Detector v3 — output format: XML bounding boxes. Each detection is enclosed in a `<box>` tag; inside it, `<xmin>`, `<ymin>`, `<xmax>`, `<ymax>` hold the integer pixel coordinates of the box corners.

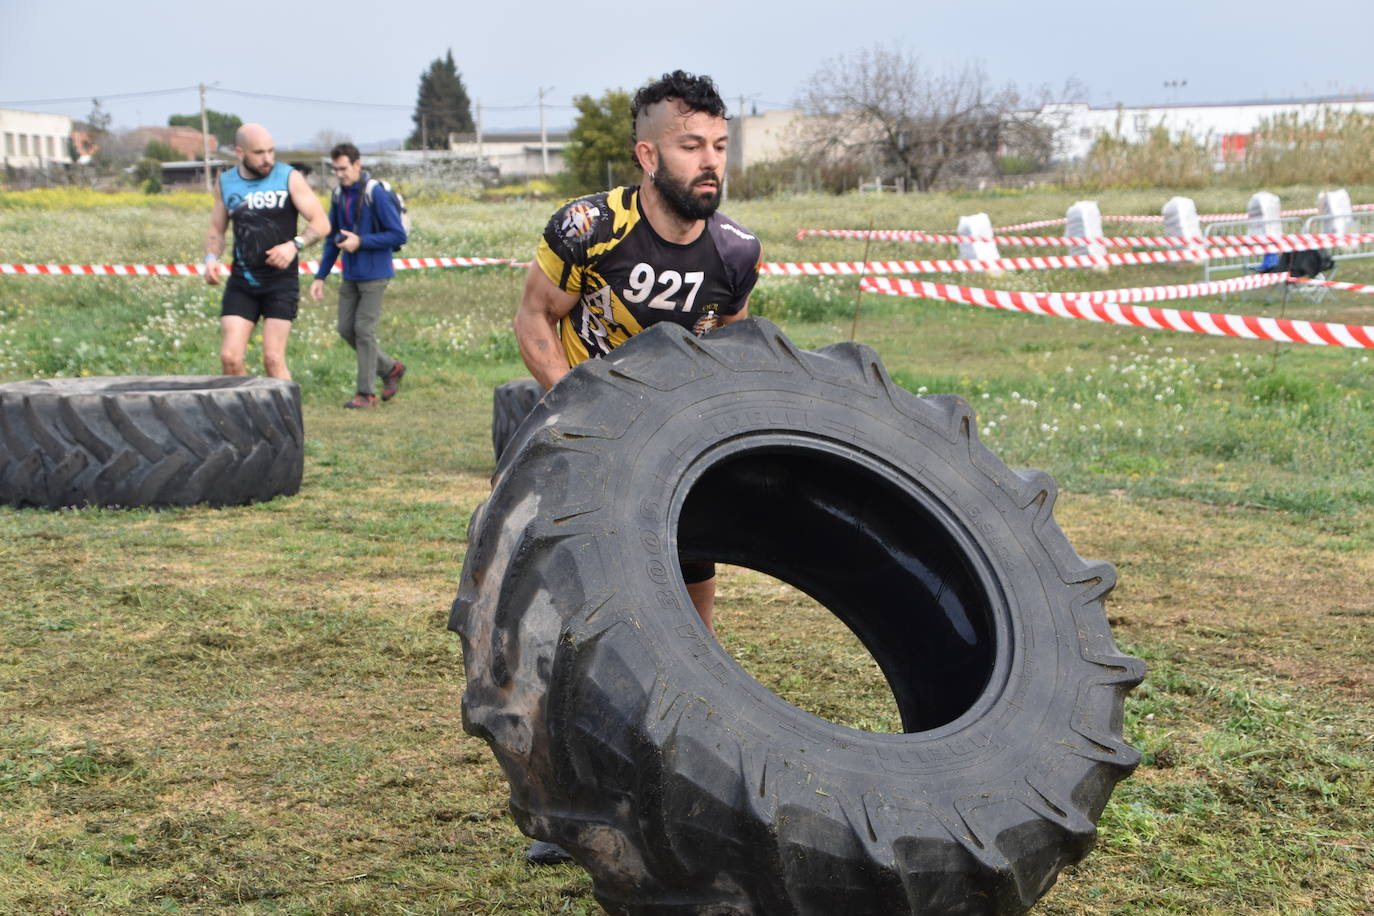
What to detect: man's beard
<box><xmin>244</xmin><ymin>160</ymin><xmax>273</xmax><ymax>179</ymax></box>
<box><xmin>653</xmin><ymin>162</ymin><xmax>721</xmax><ymax>221</ymax></box>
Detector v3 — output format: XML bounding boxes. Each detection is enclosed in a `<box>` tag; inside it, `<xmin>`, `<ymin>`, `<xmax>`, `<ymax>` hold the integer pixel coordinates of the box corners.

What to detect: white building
<box><xmin>729</xmin><ymin>108</ymin><xmax>806</xmax><ymax>171</ymax></box>
<box><xmin>1035</xmin><ymin>94</ymin><xmax>1374</xmax><ymax>163</ymax></box>
<box><xmin>1</xmin><ymin>109</ymin><xmax>75</xmax><ymax>169</ymax></box>
<box><xmin>448</xmin><ymin>131</ymin><xmax>567</xmax><ymax>178</ymax></box>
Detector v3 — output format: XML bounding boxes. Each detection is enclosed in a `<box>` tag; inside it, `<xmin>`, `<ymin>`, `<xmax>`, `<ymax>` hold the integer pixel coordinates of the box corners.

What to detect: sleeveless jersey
<box><xmin>219</xmin><ymin>162</ymin><xmax>299</xmax><ymax>286</ymax></box>
<box><xmin>535</xmin><ymin>186</ymin><xmax>762</xmax><ymax>367</ymax></box>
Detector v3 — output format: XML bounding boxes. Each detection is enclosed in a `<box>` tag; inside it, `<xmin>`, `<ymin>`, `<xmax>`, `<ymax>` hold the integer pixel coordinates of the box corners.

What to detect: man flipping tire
<box><xmin>514</xmin><ymin>69</ymin><xmax>762</xmax><ymax>637</ymax></box>
<box><xmin>510</xmin><ymin>70</ymin><xmax>760</xmax><ymax>866</ymax></box>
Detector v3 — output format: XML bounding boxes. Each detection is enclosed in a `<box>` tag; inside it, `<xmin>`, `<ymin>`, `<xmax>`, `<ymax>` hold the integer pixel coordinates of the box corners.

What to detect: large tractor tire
<box><xmin>451</xmin><ymin>319</ymin><xmax>1144</xmax><ymax>915</ymax></box>
<box><xmin>0</xmin><ymin>376</ymin><xmax>303</xmax><ymax>509</ymax></box>
<box><xmin>491</xmin><ymin>377</ymin><xmax>545</xmax><ymax>462</ymax></box>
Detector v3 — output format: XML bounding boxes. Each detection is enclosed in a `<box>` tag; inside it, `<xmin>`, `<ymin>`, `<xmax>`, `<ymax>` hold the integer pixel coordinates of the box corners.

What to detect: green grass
<box><xmin>1</xmin><ymin>187</ymin><xmax>1372</xmax><ymax>914</ymax></box>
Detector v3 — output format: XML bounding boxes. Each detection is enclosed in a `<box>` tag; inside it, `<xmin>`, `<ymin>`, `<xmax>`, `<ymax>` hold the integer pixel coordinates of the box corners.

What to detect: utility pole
<box><xmin>199</xmin><ymin>83</ymin><xmax>212</xmax><ymax>193</ymax></box>
<box><xmin>476</xmin><ymin>99</ymin><xmax>483</xmax><ymax>171</ymax></box>
<box><xmin>724</xmin><ymin>93</ymin><xmax>745</xmax><ymax>202</ymax></box>
<box><xmin>538</xmin><ymin>86</ymin><xmax>553</xmax><ymax>177</ymax></box>
<box><xmin>420</xmin><ymin>113</ymin><xmax>429</xmax><ymax>175</ymax></box>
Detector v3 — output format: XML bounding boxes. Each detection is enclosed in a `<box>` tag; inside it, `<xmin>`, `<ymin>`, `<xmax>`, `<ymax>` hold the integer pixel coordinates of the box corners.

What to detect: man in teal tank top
<box><xmin>205</xmin><ymin>123</ymin><xmax>329</xmax><ymax>380</ymax></box>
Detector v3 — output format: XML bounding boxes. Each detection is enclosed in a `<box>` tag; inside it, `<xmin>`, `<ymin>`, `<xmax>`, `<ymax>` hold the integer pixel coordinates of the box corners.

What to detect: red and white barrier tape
<box><xmin>995</xmin><ymin>214</ymin><xmax>1171</xmax><ymax>230</ymax></box>
<box><xmin>0</xmin><ymin>257</ymin><xmax>513</xmax><ymax>277</ymax></box>
<box><xmin>1288</xmin><ymin>277</ymin><xmax>1374</xmax><ymax>295</ymax></box>
<box><xmin>995</xmin><ymin>203</ymin><xmax>1374</xmax><ymax>232</ymax></box>
<box><xmin>762</xmin><ymin>239</ymin><xmax>1338</xmax><ymax>276</ymax></box>
<box><xmin>7</xmin><ymin>254</ymin><xmax>1373</xmax><ymax>299</ymax></box>
<box><xmin>994</xmin><ymin>218</ymin><xmax>1068</xmax><ymax>232</ymax></box>
<box><xmin>385</xmin><ymin>256</ymin><xmax>514</xmax><ymax>271</ymax></box>
<box><xmin>861</xmin><ymin>273</ymin><xmax>1374</xmax><ymax>348</ymax></box>
<box><xmin>795</xmin><ymin>229</ymin><xmax>1374</xmax><ymax>248</ymax></box>
<box><xmin>1</xmin><ymin>263</ymin><xmax>205</xmax><ymax>277</ymax></box>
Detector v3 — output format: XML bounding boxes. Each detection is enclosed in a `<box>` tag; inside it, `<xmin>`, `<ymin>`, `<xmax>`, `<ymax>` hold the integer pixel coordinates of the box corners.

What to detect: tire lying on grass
<box><xmin>491</xmin><ymin>376</ymin><xmax>544</xmax><ymax>462</ymax></box>
<box><xmin>451</xmin><ymin>318</ymin><xmax>1144</xmax><ymax>916</ymax></box>
<box><xmin>0</xmin><ymin>376</ymin><xmax>303</xmax><ymax>509</ymax></box>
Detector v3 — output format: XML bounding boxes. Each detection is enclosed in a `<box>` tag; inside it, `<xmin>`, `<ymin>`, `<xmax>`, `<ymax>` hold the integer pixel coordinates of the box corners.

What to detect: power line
<box><xmin>0</xmin><ymin>85</ymin><xmax>199</xmax><ymax>105</ymax></box>
<box><xmin>214</xmin><ymin>87</ymin><xmax>411</xmax><ymax>110</ymax></box>
<box><xmin>2</xmin><ymin>84</ymin><xmax>576</xmax><ymax>117</ymax></box>
<box><xmin>212</xmin><ymin>87</ymin><xmax>573</xmax><ymax>113</ymax></box>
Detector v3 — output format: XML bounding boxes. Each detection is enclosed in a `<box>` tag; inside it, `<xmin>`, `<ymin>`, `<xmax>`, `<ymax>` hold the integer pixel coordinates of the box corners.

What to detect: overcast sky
<box><xmin>3</xmin><ymin>0</ymin><xmax>1371</xmax><ymax>149</ymax></box>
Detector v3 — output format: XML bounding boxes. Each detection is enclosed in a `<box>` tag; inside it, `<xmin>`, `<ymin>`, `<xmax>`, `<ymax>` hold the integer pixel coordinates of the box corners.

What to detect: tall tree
<box><xmin>408</xmin><ymin>49</ymin><xmax>474</xmax><ymax>150</ymax></box>
<box><xmin>168</xmin><ymin>110</ymin><xmax>242</xmax><ymax>148</ymax></box>
<box><xmin>564</xmin><ymin>89</ymin><xmax>635</xmax><ymax>192</ymax></box>
<box><xmin>798</xmin><ymin>46</ymin><xmax>1025</xmax><ymax>191</ymax></box>
<box><xmin>86</xmin><ymin>98</ymin><xmax>112</xmax><ymax>140</ymax></box>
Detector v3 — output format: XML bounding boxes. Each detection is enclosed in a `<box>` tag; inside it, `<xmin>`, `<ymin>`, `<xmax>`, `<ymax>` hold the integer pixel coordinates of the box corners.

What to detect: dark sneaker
<box><xmin>344</xmin><ymin>393</ymin><xmax>378</xmax><ymax>409</ymax></box>
<box><xmin>524</xmin><ymin>839</ymin><xmax>574</xmax><ymax>865</ymax></box>
<box><xmin>381</xmin><ymin>360</ymin><xmax>406</xmax><ymax>401</ymax></box>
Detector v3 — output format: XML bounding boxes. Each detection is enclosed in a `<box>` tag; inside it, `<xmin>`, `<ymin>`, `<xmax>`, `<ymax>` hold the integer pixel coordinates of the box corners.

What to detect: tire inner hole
<box><xmin>678</xmin><ymin>446</ymin><xmax>997</xmax><ymax>734</ymax></box>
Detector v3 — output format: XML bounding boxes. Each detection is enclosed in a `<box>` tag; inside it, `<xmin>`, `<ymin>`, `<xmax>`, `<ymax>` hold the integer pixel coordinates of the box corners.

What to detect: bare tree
<box><xmin>314</xmin><ymin>129</ymin><xmax>352</xmax><ymax>154</ymax></box>
<box><xmin>798</xmin><ymin>46</ymin><xmax>1029</xmax><ymax>191</ymax></box>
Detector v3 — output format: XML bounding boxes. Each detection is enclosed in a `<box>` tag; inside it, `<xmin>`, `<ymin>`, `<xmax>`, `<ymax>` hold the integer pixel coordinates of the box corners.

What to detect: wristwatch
<box><xmin>292</xmin><ymin>236</ymin><xmax>305</xmax><ymax>251</ymax></box>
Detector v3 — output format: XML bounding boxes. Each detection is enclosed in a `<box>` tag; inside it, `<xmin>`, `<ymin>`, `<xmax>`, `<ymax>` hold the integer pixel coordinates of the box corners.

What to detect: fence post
<box><xmin>1247</xmin><ymin>191</ymin><xmax>1281</xmax><ymax>237</ymax></box>
<box><xmin>1162</xmin><ymin>196</ymin><xmax>1204</xmax><ymax>260</ymax></box>
<box><xmin>1066</xmin><ymin>200</ymin><xmax>1106</xmax><ymax>269</ymax></box>
<box><xmin>957</xmin><ymin>212</ymin><xmax>1001</xmax><ymax>277</ymax></box>
<box><xmin>1318</xmin><ymin>188</ymin><xmax>1353</xmax><ymax>243</ymax></box>
<box><xmin>1162</xmin><ymin>196</ymin><xmax>1200</xmax><ymax>241</ymax></box>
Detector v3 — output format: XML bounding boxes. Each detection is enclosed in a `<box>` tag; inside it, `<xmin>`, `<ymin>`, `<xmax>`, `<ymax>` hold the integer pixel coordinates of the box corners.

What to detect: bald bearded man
<box><xmin>205</xmin><ymin>123</ymin><xmax>330</xmax><ymax>380</ymax></box>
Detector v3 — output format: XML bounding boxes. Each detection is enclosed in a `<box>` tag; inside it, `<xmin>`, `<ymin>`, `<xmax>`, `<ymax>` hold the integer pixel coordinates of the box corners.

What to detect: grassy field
<box><xmin>1</xmin><ymin>185</ymin><xmax>1372</xmax><ymax>914</ymax></box>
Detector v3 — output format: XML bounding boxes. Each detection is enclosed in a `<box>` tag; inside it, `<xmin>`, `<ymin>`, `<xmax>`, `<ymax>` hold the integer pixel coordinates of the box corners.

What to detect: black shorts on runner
<box><xmin>221</xmin><ymin>274</ymin><xmax>300</xmax><ymax>322</ymax></box>
<box><xmin>680</xmin><ymin>560</ymin><xmax>716</xmax><ymax>585</ymax></box>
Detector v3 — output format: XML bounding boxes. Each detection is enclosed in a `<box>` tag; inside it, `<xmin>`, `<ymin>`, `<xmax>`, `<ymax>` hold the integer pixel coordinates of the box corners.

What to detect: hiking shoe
<box><xmin>344</xmin><ymin>393</ymin><xmax>378</xmax><ymax>409</ymax></box>
<box><xmin>381</xmin><ymin>360</ymin><xmax>406</xmax><ymax>401</ymax></box>
<box><xmin>524</xmin><ymin>840</ymin><xmax>574</xmax><ymax>865</ymax></box>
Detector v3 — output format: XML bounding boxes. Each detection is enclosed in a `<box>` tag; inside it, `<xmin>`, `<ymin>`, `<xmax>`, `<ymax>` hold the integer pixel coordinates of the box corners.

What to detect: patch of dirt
<box><xmin>1059</xmin><ymin>492</ymin><xmax>1374</xmax><ymax>699</ymax></box>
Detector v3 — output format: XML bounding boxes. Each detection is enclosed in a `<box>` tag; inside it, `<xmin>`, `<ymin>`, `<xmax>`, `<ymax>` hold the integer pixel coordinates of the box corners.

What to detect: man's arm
<box><xmin>291</xmin><ymin>169</ymin><xmax>331</xmax><ymax>243</ymax></box>
<box><xmin>715</xmin><ymin>228</ymin><xmax>760</xmax><ymax>327</ymax></box>
<box><xmin>313</xmin><ymin>196</ymin><xmax>340</xmax><ymax>291</ymax></box>
<box><xmin>719</xmin><ymin>303</ymin><xmax>750</xmax><ymax>325</ymax></box>
<box><xmin>356</xmin><ymin>185</ymin><xmax>407</xmax><ymax>251</ymax></box>
<box><xmin>265</xmin><ymin>170</ymin><xmax>330</xmax><ymax>269</ymax></box>
<box><xmin>204</xmin><ymin>182</ymin><xmax>228</xmax><ymax>286</ymax></box>
<box><xmin>514</xmin><ymin>265</ymin><xmax>579</xmax><ymax>390</ymax></box>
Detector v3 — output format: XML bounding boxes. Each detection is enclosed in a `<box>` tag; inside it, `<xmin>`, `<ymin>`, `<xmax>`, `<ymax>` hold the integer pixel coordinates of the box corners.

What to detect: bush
<box><xmin>143</xmin><ymin>140</ymin><xmax>182</xmax><ymax>163</ymax></box>
<box><xmin>1065</xmin><ymin>124</ymin><xmax>1215</xmax><ymax>190</ymax></box>
<box><xmin>1062</xmin><ymin>108</ymin><xmax>1374</xmax><ymax>191</ymax></box>
<box><xmin>997</xmin><ymin>154</ymin><xmax>1043</xmax><ymax>176</ymax></box>
<box><xmin>747</xmin><ymin>277</ymin><xmax>856</xmax><ymax>322</ymax></box>
<box><xmin>133</xmin><ymin>158</ymin><xmax>163</xmax><ymax>195</ymax></box>
<box><xmin>729</xmin><ymin>157</ymin><xmax>869</xmax><ymax>199</ymax></box>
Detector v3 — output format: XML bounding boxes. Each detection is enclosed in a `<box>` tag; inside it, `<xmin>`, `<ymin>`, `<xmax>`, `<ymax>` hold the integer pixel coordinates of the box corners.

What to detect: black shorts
<box><xmin>221</xmin><ymin>273</ymin><xmax>300</xmax><ymax>322</ymax></box>
<box><xmin>680</xmin><ymin>560</ymin><xmax>716</xmax><ymax>585</ymax></box>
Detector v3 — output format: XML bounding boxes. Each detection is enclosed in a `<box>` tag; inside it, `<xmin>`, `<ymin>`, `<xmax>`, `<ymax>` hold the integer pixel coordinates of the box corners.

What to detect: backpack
<box><xmin>333</xmin><ymin>176</ymin><xmax>410</xmax><ymax>251</ymax></box>
<box><xmin>1276</xmin><ymin>248</ymin><xmax>1334</xmax><ymax>279</ymax></box>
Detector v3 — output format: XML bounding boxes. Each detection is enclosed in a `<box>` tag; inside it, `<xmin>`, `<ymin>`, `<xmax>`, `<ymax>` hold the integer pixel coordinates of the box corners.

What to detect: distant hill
<box><xmin>359</xmin><ymin>138</ymin><xmax>402</xmax><ymax>152</ymax></box>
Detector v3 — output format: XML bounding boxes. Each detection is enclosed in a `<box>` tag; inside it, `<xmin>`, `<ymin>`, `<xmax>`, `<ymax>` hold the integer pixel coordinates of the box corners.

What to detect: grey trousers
<box><xmin>337</xmin><ymin>278</ymin><xmax>396</xmax><ymax>396</ymax></box>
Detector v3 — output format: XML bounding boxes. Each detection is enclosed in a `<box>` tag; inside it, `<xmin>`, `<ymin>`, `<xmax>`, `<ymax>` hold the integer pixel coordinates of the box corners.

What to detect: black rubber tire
<box><xmin>491</xmin><ymin>377</ymin><xmax>544</xmax><ymax>462</ymax></box>
<box><xmin>0</xmin><ymin>376</ymin><xmax>303</xmax><ymax>509</ymax></box>
<box><xmin>451</xmin><ymin>318</ymin><xmax>1144</xmax><ymax>916</ymax></box>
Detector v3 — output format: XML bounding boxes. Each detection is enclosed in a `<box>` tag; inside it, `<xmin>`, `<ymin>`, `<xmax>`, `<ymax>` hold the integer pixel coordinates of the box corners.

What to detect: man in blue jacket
<box><xmin>309</xmin><ymin>142</ymin><xmax>408</xmax><ymax>408</ymax></box>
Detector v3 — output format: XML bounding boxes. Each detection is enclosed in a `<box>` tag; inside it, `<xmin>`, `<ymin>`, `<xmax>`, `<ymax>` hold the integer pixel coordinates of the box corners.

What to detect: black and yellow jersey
<box><xmin>535</xmin><ymin>186</ymin><xmax>762</xmax><ymax>367</ymax></box>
